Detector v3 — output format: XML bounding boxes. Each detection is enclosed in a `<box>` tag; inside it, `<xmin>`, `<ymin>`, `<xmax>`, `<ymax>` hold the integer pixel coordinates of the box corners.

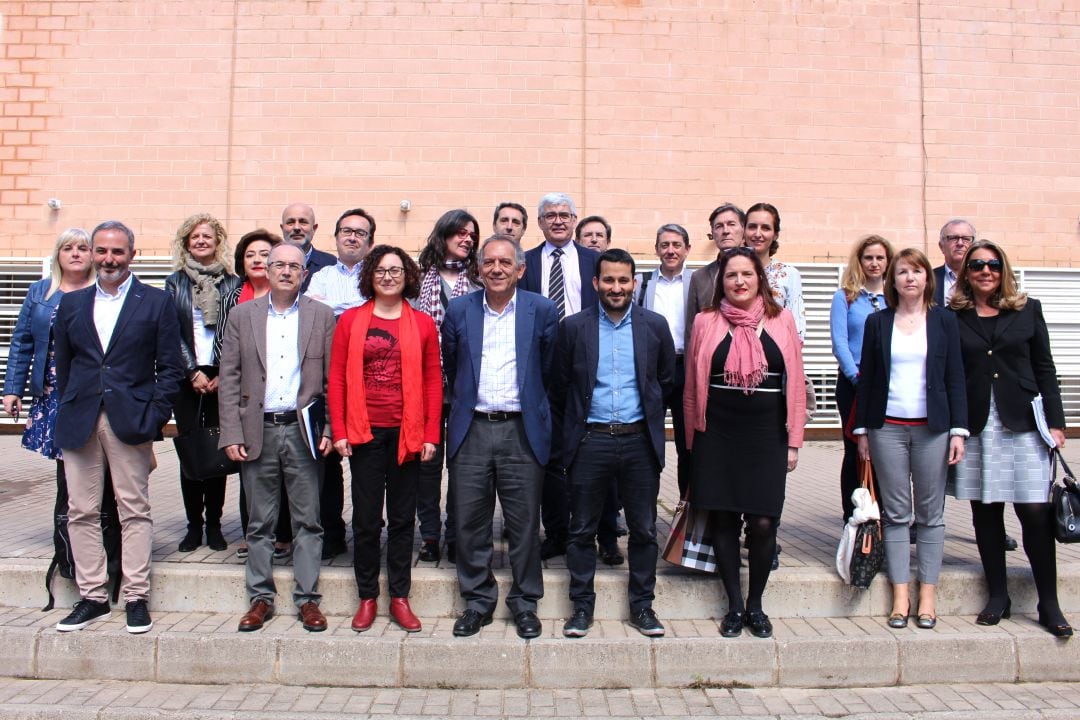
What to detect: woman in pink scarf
<box><xmin>683</xmin><ymin>247</ymin><xmax>806</xmax><ymax>640</ymax></box>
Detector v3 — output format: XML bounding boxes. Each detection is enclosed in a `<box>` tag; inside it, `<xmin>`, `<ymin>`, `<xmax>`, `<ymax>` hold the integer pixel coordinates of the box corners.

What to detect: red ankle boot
<box><xmin>390</xmin><ymin>597</ymin><xmax>421</xmax><ymax>632</ymax></box>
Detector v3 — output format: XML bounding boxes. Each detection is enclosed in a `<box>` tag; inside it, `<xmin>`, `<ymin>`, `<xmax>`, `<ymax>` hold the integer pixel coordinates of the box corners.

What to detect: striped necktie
<box><xmin>548</xmin><ymin>247</ymin><xmax>566</xmax><ymax>320</ymax></box>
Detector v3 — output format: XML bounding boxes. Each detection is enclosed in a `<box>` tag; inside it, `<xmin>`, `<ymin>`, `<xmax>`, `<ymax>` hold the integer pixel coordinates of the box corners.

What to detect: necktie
<box><xmin>549</xmin><ymin>247</ymin><xmax>565</xmax><ymax>320</ymax></box>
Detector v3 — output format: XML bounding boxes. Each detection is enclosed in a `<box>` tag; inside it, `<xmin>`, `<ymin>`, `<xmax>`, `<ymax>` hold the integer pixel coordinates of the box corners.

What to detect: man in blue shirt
<box><xmin>552</xmin><ymin>249</ymin><xmax>676</xmax><ymax>638</ymax></box>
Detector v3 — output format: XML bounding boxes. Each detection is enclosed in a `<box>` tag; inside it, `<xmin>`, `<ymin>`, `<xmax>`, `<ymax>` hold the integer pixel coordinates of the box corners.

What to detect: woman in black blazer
<box><xmin>946</xmin><ymin>240</ymin><xmax>1071</xmax><ymax>637</ymax></box>
<box><xmin>164</xmin><ymin>214</ymin><xmax>241</xmax><ymax>553</ymax></box>
<box><xmin>854</xmin><ymin>248</ymin><xmax>968</xmax><ymax>630</ymax></box>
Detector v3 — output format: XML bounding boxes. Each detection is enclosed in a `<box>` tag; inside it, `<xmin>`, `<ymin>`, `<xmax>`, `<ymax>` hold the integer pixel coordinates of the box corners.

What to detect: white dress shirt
<box><xmin>475</xmin><ymin>291</ymin><xmax>521</xmax><ymax>413</ymax></box>
<box><xmin>651</xmin><ymin>271</ymin><xmax>687</xmax><ymax>355</ymax></box>
<box><xmin>192</xmin><ymin>306</ymin><xmax>215</xmax><ymax>366</ymax></box>
<box><xmin>93</xmin><ymin>273</ymin><xmax>134</xmax><ymax>352</ymax></box>
<box><xmin>943</xmin><ymin>266</ymin><xmax>958</xmax><ymax>303</ymax></box>
<box><xmin>305</xmin><ymin>260</ymin><xmax>365</xmax><ymax>317</ymax></box>
<box><xmin>540</xmin><ymin>241</ymin><xmax>582</xmax><ymax>317</ymax></box>
<box><xmin>264</xmin><ymin>296</ymin><xmax>302</xmax><ymax>413</ymax></box>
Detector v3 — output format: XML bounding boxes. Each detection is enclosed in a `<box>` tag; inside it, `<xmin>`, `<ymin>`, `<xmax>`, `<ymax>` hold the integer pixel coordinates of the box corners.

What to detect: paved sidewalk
<box><xmin>0</xmin><ymin>677</ymin><xmax>1078</xmax><ymax>718</ymax></box>
<box><xmin>2</xmin><ymin>435</ymin><xmax>1078</xmax><ymax>573</ymax></box>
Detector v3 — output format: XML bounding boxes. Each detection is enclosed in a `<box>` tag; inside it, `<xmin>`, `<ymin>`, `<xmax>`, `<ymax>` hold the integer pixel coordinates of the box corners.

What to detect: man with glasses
<box><xmin>933</xmin><ymin>218</ymin><xmax>1018</xmax><ymax>552</ymax></box>
<box><xmin>304</xmin><ymin>208</ymin><xmax>376</xmax><ymax>559</ymax></box>
<box><xmin>219</xmin><ymin>243</ymin><xmax>336</xmax><ymax>633</ymax></box>
<box><xmin>281</xmin><ymin>202</ymin><xmax>336</xmax><ymax>292</ymax></box>
<box><xmin>519</xmin><ymin>192</ymin><xmax>601</xmax><ymax>559</ymax></box>
<box><xmin>686</xmin><ymin>203</ymin><xmax>745</xmax><ymax>348</ymax></box>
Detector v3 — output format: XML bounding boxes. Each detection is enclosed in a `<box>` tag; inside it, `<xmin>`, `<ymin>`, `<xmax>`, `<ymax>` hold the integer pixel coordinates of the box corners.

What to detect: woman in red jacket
<box><xmin>328</xmin><ymin>245</ymin><xmax>443</xmax><ymax>633</ymax></box>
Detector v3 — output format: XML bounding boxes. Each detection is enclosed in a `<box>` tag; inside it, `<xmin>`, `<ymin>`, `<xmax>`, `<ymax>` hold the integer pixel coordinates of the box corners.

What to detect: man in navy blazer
<box><xmin>281</xmin><ymin>202</ymin><xmax>336</xmax><ymax>292</ymax></box>
<box><xmin>442</xmin><ymin>236</ymin><xmax>559</xmax><ymax>639</ymax></box>
<box><xmin>53</xmin><ymin>221</ymin><xmax>184</xmax><ymax>635</ymax></box>
<box><xmin>518</xmin><ymin>192</ymin><xmax>601</xmax><ymax>559</ymax></box>
<box><xmin>933</xmin><ymin>218</ymin><xmax>976</xmax><ymax>307</ymax></box>
<box><xmin>553</xmin><ymin>248</ymin><xmax>676</xmax><ymax>638</ymax></box>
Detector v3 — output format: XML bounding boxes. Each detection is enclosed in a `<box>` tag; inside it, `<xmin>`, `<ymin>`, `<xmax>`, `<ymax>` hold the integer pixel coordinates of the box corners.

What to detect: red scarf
<box><xmin>719</xmin><ymin>296</ymin><xmax>768</xmax><ymax>393</ymax></box>
<box><xmin>344</xmin><ymin>302</ymin><xmax>425</xmax><ymax>464</ymax></box>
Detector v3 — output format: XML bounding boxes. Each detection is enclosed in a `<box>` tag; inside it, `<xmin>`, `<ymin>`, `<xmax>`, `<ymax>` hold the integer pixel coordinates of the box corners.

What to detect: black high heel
<box><xmin>975</xmin><ymin>598</ymin><xmax>1011</xmax><ymax>626</ymax></box>
<box><xmin>1037</xmin><ymin>604</ymin><xmax>1074</xmax><ymax>638</ymax></box>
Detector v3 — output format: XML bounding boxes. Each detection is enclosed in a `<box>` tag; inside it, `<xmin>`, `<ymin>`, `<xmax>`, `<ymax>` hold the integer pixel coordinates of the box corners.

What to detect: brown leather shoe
<box><xmin>389</xmin><ymin>597</ymin><xmax>422</xmax><ymax>632</ymax></box>
<box><xmin>298</xmin><ymin>601</ymin><xmax>327</xmax><ymax>632</ymax></box>
<box><xmin>238</xmin><ymin>599</ymin><xmax>274</xmax><ymax>632</ymax></box>
<box><xmin>351</xmin><ymin>598</ymin><xmax>377</xmax><ymax>632</ymax></box>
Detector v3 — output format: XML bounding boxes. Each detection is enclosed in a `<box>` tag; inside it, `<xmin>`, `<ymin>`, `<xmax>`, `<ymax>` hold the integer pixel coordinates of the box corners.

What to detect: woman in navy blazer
<box><xmin>947</xmin><ymin>240</ymin><xmax>1071</xmax><ymax>637</ymax></box>
<box><xmin>3</xmin><ymin>228</ymin><xmax>96</xmax><ymax>464</ymax></box>
<box><xmin>855</xmin><ymin>248</ymin><xmax>968</xmax><ymax>630</ymax></box>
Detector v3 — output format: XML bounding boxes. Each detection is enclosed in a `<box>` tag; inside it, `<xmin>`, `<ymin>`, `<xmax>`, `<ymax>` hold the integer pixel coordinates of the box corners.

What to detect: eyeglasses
<box><xmin>541</xmin><ymin>212</ymin><xmax>575</xmax><ymax>223</ymax></box>
<box><xmin>454</xmin><ymin>226</ymin><xmax>478</xmax><ymax>239</ymax></box>
<box><xmin>966</xmin><ymin>258</ymin><xmax>1003</xmax><ymax>273</ymax></box>
<box><xmin>268</xmin><ymin>261</ymin><xmax>303</xmax><ymax>272</ymax></box>
<box><xmin>944</xmin><ymin>235</ymin><xmax>974</xmax><ymax>246</ymax></box>
<box><xmin>338</xmin><ymin>227</ymin><xmax>370</xmax><ymax>240</ymax></box>
<box><xmin>373</xmin><ymin>267</ymin><xmax>404</xmax><ymax>279</ymax></box>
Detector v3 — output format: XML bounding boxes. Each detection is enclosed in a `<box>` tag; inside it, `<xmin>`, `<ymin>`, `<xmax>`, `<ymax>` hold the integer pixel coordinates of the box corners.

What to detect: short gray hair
<box><xmin>655</xmin><ymin>223</ymin><xmax>690</xmax><ymax>248</ymax></box>
<box><xmin>537</xmin><ymin>192</ymin><xmax>577</xmax><ymax>218</ymax></box>
<box><xmin>479</xmin><ymin>235</ymin><xmax>525</xmax><ymax>266</ymax></box>
<box><xmin>91</xmin><ymin>220</ymin><xmax>135</xmax><ymax>251</ymax></box>
<box><xmin>939</xmin><ymin>217</ymin><xmax>976</xmax><ymax>243</ymax></box>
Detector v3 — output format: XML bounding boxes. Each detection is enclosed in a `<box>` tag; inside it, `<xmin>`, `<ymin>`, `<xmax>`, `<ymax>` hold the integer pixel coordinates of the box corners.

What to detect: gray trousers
<box><xmin>868</xmin><ymin>423</ymin><xmax>948</xmax><ymax>585</ymax></box>
<box><xmin>243</xmin><ymin>421</ymin><xmax>324</xmax><ymax>609</ymax></box>
<box><xmin>450</xmin><ymin>416</ymin><xmax>544</xmax><ymax>617</ymax></box>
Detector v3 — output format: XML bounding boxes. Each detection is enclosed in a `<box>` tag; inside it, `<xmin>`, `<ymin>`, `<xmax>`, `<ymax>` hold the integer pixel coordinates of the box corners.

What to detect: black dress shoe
<box><xmin>743</xmin><ymin>609</ymin><xmax>773</xmax><ymax>638</ymax></box>
<box><xmin>540</xmin><ymin>535</ymin><xmax>566</xmax><ymax>560</ymax></box>
<box><xmin>1004</xmin><ymin>534</ymin><xmax>1018</xmax><ymax>551</ymax></box>
<box><xmin>976</xmin><ymin>598</ymin><xmax>1011</xmax><ymax>626</ymax></box>
<box><xmin>417</xmin><ymin>540</ymin><xmax>440</xmax><ymax>563</ymax></box>
<box><xmin>1037</xmin><ymin>604</ymin><xmax>1074</xmax><ymax>638</ymax></box>
<box><xmin>629</xmin><ymin>607</ymin><xmax>665</xmax><ymax>637</ymax></box>
<box><xmin>598</xmin><ymin>542</ymin><xmax>624</xmax><ymax>566</ymax></box>
<box><xmin>720</xmin><ymin>611</ymin><xmax>744</xmax><ymax>638</ymax></box>
<box><xmin>562</xmin><ymin>608</ymin><xmax>593</xmax><ymax>638</ymax></box>
<box><xmin>453</xmin><ymin>608</ymin><xmax>493</xmax><ymax>637</ymax></box>
<box><xmin>514</xmin><ymin>610</ymin><xmax>542</xmax><ymax>639</ymax></box>
<box><xmin>178</xmin><ymin>527</ymin><xmax>202</xmax><ymax>553</ymax></box>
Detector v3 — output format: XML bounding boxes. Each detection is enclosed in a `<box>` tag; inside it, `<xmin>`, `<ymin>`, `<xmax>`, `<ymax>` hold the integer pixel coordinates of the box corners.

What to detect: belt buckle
<box><xmin>274</xmin><ymin>412</ymin><xmax>289</xmax><ymax>424</ymax></box>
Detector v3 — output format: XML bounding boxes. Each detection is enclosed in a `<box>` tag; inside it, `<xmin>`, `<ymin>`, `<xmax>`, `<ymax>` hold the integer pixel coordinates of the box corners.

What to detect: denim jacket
<box><xmin>3</xmin><ymin>278</ymin><xmax>61</xmax><ymax>399</ymax></box>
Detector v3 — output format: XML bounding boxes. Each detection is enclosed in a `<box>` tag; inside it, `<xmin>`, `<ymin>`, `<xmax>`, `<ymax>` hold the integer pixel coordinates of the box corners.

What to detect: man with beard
<box><xmin>281</xmin><ymin>202</ymin><xmax>336</xmax><ymax>292</ymax></box>
<box><xmin>553</xmin><ymin>248</ymin><xmax>675</xmax><ymax>638</ymax></box>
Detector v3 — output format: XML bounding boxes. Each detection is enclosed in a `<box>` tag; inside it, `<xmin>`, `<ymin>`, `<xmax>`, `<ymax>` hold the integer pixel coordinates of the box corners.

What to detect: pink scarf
<box><xmin>719</xmin><ymin>296</ymin><xmax>768</xmax><ymax>393</ymax></box>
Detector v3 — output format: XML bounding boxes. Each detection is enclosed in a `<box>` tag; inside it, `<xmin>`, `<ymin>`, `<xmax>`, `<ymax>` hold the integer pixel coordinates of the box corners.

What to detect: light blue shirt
<box><xmin>587</xmin><ymin>306</ymin><xmax>643</xmax><ymax>424</ymax></box>
<box><xmin>829</xmin><ymin>288</ymin><xmax>885</xmax><ymax>383</ymax></box>
<box><xmin>305</xmin><ymin>260</ymin><xmax>365</xmax><ymax>317</ymax></box>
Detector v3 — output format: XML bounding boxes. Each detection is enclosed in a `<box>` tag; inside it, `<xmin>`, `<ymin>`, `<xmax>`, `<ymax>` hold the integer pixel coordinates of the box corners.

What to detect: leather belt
<box><xmin>585</xmin><ymin>421</ymin><xmax>647</xmax><ymax>436</ymax></box>
<box><xmin>264</xmin><ymin>411</ymin><xmax>298</xmax><ymax>425</ymax></box>
<box><xmin>474</xmin><ymin>411</ymin><xmax>522</xmax><ymax>422</ymax></box>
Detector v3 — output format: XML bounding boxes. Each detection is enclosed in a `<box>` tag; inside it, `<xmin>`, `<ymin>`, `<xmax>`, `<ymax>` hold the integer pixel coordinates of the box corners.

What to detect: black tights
<box><xmin>970</xmin><ymin>501</ymin><xmax>1065</xmax><ymax>624</ymax></box>
<box><xmin>713</xmin><ymin>511</ymin><xmax>777</xmax><ymax>614</ymax></box>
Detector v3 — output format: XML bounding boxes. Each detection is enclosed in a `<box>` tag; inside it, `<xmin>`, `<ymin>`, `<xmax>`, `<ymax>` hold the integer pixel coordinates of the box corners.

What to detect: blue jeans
<box><xmin>566</xmin><ymin>430</ymin><xmax>660</xmax><ymax>614</ymax></box>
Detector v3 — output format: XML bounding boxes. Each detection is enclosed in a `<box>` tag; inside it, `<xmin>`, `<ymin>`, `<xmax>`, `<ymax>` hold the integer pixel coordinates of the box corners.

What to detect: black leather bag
<box><xmin>849</xmin><ymin>459</ymin><xmax>885</xmax><ymax>588</ymax></box>
<box><xmin>173</xmin><ymin>396</ymin><xmax>240</xmax><ymax>481</ymax></box>
<box><xmin>1050</xmin><ymin>449</ymin><xmax>1080</xmax><ymax>544</ymax></box>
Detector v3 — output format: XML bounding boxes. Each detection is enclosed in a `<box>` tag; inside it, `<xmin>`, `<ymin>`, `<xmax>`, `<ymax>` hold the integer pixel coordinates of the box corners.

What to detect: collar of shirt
<box><xmin>655</xmin><ymin>269</ymin><xmax>686</xmax><ymax>285</ymax></box>
<box><xmin>543</xmin><ymin>240</ymin><xmax>577</xmax><ymax>260</ymax></box>
<box><xmin>95</xmin><ymin>272</ymin><xmax>134</xmax><ymax>301</ymax></box>
<box><xmin>268</xmin><ymin>294</ymin><xmax>301</xmax><ymax>318</ymax></box>
<box><xmin>482</xmin><ymin>290</ymin><xmax>517</xmax><ymax>318</ymax></box>
<box><xmin>335</xmin><ymin>260</ymin><xmax>362</xmax><ymax>276</ymax></box>
<box><xmin>598</xmin><ymin>304</ymin><xmax>632</xmax><ymax>329</ymax></box>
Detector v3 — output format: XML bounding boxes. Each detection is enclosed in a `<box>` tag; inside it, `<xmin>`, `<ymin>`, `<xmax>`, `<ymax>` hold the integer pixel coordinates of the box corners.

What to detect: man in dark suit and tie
<box><xmin>53</xmin><ymin>221</ymin><xmax>184</xmax><ymax>635</ymax></box>
<box><xmin>218</xmin><ymin>243</ymin><xmax>336</xmax><ymax>634</ymax></box>
<box><xmin>554</xmin><ymin>248</ymin><xmax>676</xmax><ymax>638</ymax></box>
<box><xmin>441</xmin><ymin>236</ymin><xmax>559</xmax><ymax>638</ymax></box>
<box><xmin>518</xmin><ymin>192</ymin><xmax>601</xmax><ymax>559</ymax></box>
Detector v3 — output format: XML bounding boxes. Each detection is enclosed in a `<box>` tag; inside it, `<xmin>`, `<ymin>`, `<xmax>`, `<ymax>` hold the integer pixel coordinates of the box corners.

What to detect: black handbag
<box><xmin>173</xmin><ymin>396</ymin><xmax>240</xmax><ymax>481</ymax></box>
<box><xmin>1050</xmin><ymin>449</ymin><xmax>1080</xmax><ymax>544</ymax></box>
<box><xmin>850</xmin><ymin>458</ymin><xmax>885</xmax><ymax>588</ymax></box>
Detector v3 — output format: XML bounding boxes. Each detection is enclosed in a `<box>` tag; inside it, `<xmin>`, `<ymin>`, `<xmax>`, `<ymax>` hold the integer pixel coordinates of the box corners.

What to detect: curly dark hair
<box><xmin>358</xmin><ymin>245</ymin><xmax>421</xmax><ymax>300</ymax></box>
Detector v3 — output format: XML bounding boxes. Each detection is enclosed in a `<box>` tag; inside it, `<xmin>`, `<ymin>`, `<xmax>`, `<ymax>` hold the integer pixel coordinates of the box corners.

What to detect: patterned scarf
<box><xmin>181</xmin><ymin>257</ymin><xmax>226</xmax><ymax>326</ymax></box>
<box><xmin>417</xmin><ymin>262</ymin><xmax>472</xmax><ymax>331</ymax></box>
<box><xmin>719</xmin><ymin>296</ymin><xmax>767</xmax><ymax>393</ymax></box>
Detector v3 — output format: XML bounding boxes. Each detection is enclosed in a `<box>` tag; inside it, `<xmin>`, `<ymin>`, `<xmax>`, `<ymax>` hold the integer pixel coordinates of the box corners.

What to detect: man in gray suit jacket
<box><xmin>219</xmin><ymin>243</ymin><xmax>336</xmax><ymax>633</ymax></box>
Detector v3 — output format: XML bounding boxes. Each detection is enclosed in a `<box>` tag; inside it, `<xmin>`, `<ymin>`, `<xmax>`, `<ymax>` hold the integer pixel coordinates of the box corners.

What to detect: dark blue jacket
<box><xmin>53</xmin><ymin>276</ymin><xmax>185</xmax><ymax>448</ymax></box>
<box><xmin>519</xmin><ymin>242</ymin><xmax>600</xmax><ymax>310</ymax></box>
<box><xmin>4</xmin><ymin>278</ymin><xmax>62</xmax><ymax>399</ymax></box>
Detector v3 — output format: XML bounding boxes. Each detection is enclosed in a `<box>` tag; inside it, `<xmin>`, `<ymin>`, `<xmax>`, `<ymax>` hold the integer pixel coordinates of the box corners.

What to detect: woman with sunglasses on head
<box><xmin>329</xmin><ymin>245</ymin><xmax>443</xmax><ymax>633</ymax></box>
<box><xmin>854</xmin><ymin>248</ymin><xmax>968</xmax><ymax>630</ymax></box>
<box><xmin>830</xmin><ymin>235</ymin><xmax>894</xmax><ymax>524</ymax></box>
<box><xmin>684</xmin><ymin>247</ymin><xmax>806</xmax><ymax>639</ymax></box>
<box><xmin>412</xmin><ymin>210</ymin><xmax>483</xmax><ymax>564</ymax></box>
<box><xmin>946</xmin><ymin>241</ymin><xmax>1070</xmax><ymax>637</ymax></box>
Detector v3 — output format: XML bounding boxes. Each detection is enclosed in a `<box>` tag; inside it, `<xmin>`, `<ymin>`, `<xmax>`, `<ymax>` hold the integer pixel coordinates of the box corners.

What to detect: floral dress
<box><xmin>21</xmin><ymin>306</ymin><xmax>61</xmax><ymax>460</ymax></box>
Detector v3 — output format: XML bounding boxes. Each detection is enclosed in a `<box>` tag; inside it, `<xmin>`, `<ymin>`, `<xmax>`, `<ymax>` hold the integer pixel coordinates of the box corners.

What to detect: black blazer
<box><xmin>303</xmin><ymin>247</ymin><xmax>337</xmax><ymax>292</ymax></box>
<box><xmin>519</xmin><ymin>242</ymin><xmax>600</xmax><ymax>310</ymax></box>
<box><xmin>933</xmin><ymin>265</ymin><xmax>948</xmax><ymax>308</ymax></box>
<box><xmin>854</xmin><ymin>306</ymin><xmax>968</xmax><ymax>433</ymax></box>
<box><xmin>956</xmin><ymin>299</ymin><xmax>1065</xmax><ymax>434</ymax></box>
<box><xmin>164</xmin><ymin>271</ymin><xmax>242</xmax><ymax>375</ymax></box>
<box><xmin>53</xmin><ymin>277</ymin><xmax>185</xmax><ymax>449</ymax></box>
<box><xmin>552</xmin><ymin>304</ymin><xmax>675</xmax><ymax>468</ymax></box>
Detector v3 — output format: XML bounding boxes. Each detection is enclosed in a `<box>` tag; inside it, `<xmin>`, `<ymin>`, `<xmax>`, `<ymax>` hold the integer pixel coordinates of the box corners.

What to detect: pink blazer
<box><xmin>683</xmin><ymin>308</ymin><xmax>806</xmax><ymax>451</ymax></box>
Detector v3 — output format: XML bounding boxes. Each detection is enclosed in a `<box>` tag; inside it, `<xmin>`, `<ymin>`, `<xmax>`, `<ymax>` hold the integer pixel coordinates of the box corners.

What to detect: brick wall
<box><xmin>1</xmin><ymin>0</ymin><xmax>1077</xmax><ymax>265</ymax></box>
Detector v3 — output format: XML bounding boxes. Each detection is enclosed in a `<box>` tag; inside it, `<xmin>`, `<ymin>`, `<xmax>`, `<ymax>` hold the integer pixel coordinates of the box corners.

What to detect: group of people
<box><xmin>2</xmin><ymin>197</ymin><xmax>1069</xmax><ymax>641</ymax></box>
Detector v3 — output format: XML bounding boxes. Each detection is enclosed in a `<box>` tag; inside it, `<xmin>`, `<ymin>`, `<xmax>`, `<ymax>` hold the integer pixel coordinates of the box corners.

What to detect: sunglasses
<box><xmin>966</xmin><ymin>258</ymin><xmax>1003</xmax><ymax>273</ymax></box>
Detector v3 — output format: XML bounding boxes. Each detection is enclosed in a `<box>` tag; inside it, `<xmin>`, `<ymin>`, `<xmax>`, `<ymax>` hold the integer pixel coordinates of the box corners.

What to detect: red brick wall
<box><xmin>2</xmin><ymin>0</ymin><xmax>1077</xmax><ymax>265</ymax></box>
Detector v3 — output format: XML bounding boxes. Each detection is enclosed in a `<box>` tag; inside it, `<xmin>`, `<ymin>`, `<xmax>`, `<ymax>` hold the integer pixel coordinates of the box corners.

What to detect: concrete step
<box><xmin>2</xmin><ymin>603</ymin><xmax>1077</xmax><ymax>690</ymax></box>
<box><xmin>3</xmin><ymin>558</ymin><xmax>1078</xmax><ymax>622</ymax></box>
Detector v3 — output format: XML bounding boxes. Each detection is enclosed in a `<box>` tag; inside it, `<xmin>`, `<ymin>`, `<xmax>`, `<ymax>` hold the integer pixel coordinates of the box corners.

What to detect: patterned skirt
<box><xmin>948</xmin><ymin>390</ymin><xmax>1050</xmax><ymax>504</ymax></box>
